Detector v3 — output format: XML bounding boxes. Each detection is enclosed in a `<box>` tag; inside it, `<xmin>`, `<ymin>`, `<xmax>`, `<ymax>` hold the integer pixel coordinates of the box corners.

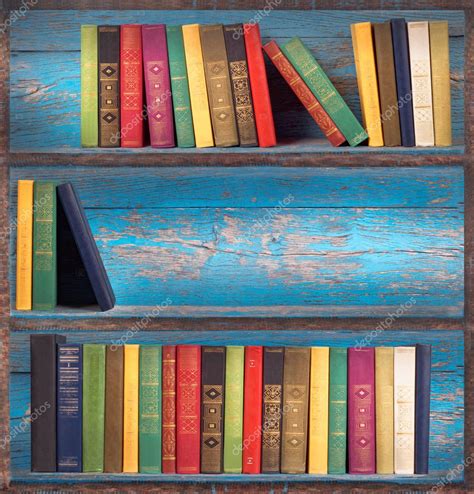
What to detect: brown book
<box><xmin>200</xmin><ymin>24</ymin><xmax>239</xmax><ymax>147</ymax></box>
<box><xmin>281</xmin><ymin>347</ymin><xmax>311</xmax><ymax>474</ymax></box>
<box><xmin>104</xmin><ymin>345</ymin><xmax>124</xmax><ymax>472</ymax></box>
<box><xmin>373</xmin><ymin>22</ymin><xmax>401</xmax><ymax>146</ymax></box>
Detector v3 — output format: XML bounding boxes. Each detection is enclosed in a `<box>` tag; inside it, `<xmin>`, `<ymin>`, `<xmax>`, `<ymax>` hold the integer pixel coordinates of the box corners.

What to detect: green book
<box><xmin>166</xmin><ymin>25</ymin><xmax>195</xmax><ymax>148</ymax></box>
<box><xmin>139</xmin><ymin>345</ymin><xmax>162</xmax><ymax>473</ymax></box>
<box><xmin>32</xmin><ymin>181</ymin><xmax>57</xmax><ymax>311</ymax></box>
<box><xmin>83</xmin><ymin>344</ymin><xmax>106</xmax><ymax>472</ymax></box>
<box><xmin>281</xmin><ymin>37</ymin><xmax>368</xmax><ymax>147</ymax></box>
<box><xmin>81</xmin><ymin>25</ymin><xmax>98</xmax><ymax>147</ymax></box>
<box><xmin>328</xmin><ymin>347</ymin><xmax>347</xmax><ymax>473</ymax></box>
<box><xmin>223</xmin><ymin>346</ymin><xmax>244</xmax><ymax>473</ymax></box>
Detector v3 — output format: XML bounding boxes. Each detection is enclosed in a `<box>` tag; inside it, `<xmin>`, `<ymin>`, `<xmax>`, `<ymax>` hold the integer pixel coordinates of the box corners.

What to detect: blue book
<box><xmin>415</xmin><ymin>343</ymin><xmax>432</xmax><ymax>474</ymax></box>
<box><xmin>57</xmin><ymin>344</ymin><xmax>83</xmax><ymax>472</ymax></box>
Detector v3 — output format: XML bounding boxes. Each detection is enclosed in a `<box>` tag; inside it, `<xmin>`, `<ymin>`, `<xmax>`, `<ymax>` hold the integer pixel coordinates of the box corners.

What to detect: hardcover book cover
<box><xmin>162</xmin><ymin>345</ymin><xmax>177</xmax><ymax>473</ymax></box>
<box><xmin>415</xmin><ymin>344</ymin><xmax>432</xmax><ymax>474</ymax></box>
<box><xmin>123</xmin><ymin>345</ymin><xmax>139</xmax><ymax>473</ymax></box>
<box><xmin>81</xmin><ymin>25</ymin><xmax>98</xmax><ymax>147</ymax></box>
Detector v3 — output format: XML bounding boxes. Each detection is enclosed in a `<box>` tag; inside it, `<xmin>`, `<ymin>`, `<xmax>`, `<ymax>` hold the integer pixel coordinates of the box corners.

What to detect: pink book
<box><xmin>348</xmin><ymin>347</ymin><xmax>376</xmax><ymax>474</ymax></box>
<box><xmin>141</xmin><ymin>25</ymin><xmax>175</xmax><ymax>148</ymax></box>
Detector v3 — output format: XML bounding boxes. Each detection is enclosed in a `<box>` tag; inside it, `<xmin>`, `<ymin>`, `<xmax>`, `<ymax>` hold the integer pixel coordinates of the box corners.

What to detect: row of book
<box><xmin>31</xmin><ymin>337</ymin><xmax>432</xmax><ymax>475</ymax></box>
<box><xmin>351</xmin><ymin>19</ymin><xmax>451</xmax><ymax>147</ymax></box>
<box><xmin>16</xmin><ymin>181</ymin><xmax>115</xmax><ymax>312</ymax></box>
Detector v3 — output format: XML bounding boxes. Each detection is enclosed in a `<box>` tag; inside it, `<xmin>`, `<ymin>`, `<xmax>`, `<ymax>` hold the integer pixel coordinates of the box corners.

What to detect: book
<box><xmin>391</xmin><ymin>19</ymin><xmax>415</xmax><ymax>146</ymax></box>
<box><xmin>201</xmin><ymin>346</ymin><xmax>226</xmax><ymax>473</ymax></box>
<box><xmin>16</xmin><ymin>180</ymin><xmax>34</xmax><ymax>310</ymax></box>
<box><xmin>242</xmin><ymin>345</ymin><xmax>263</xmax><ymax>473</ymax></box>
<box><xmin>394</xmin><ymin>346</ymin><xmax>416</xmax><ymax>474</ymax></box>
<box><xmin>415</xmin><ymin>344</ymin><xmax>432</xmax><ymax>474</ymax></box>
<box><xmin>244</xmin><ymin>23</ymin><xmax>276</xmax><ymax>147</ymax></box>
<box><xmin>176</xmin><ymin>345</ymin><xmax>201</xmax><ymax>474</ymax></box>
<box><xmin>57</xmin><ymin>344</ymin><xmax>82</xmax><ymax>472</ymax></box>
<box><xmin>429</xmin><ymin>21</ymin><xmax>452</xmax><ymax>146</ymax></box>
<box><xmin>139</xmin><ymin>345</ymin><xmax>162</xmax><ymax>473</ymax></box>
<box><xmin>375</xmin><ymin>347</ymin><xmax>394</xmax><ymax>474</ymax></box>
<box><xmin>407</xmin><ymin>21</ymin><xmax>435</xmax><ymax>146</ymax></box>
<box><xmin>30</xmin><ymin>334</ymin><xmax>65</xmax><ymax>471</ymax></box>
<box><xmin>123</xmin><ymin>344</ymin><xmax>139</xmax><ymax>473</ymax></box>
<box><xmin>351</xmin><ymin>23</ymin><xmax>384</xmax><ymax>147</ymax></box>
<box><xmin>98</xmin><ymin>26</ymin><xmax>120</xmax><ymax>147</ymax></box>
<box><xmin>281</xmin><ymin>347</ymin><xmax>311</xmax><ymax>474</ymax></box>
<box><xmin>328</xmin><ymin>347</ymin><xmax>347</xmax><ymax>474</ymax></box>
<box><xmin>142</xmin><ymin>24</ymin><xmax>175</xmax><ymax>148</ymax></box>
<box><xmin>166</xmin><ymin>25</ymin><xmax>195</xmax><ymax>148</ymax></box>
<box><xmin>182</xmin><ymin>24</ymin><xmax>214</xmax><ymax>148</ymax></box>
<box><xmin>32</xmin><ymin>181</ymin><xmax>57</xmax><ymax>311</ymax></box>
<box><xmin>263</xmin><ymin>40</ymin><xmax>345</xmax><ymax>147</ymax></box>
<box><xmin>373</xmin><ymin>22</ymin><xmax>402</xmax><ymax>146</ymax></box>
<box><xmin>223</xmin><ymin>24</ymin><xmax>258</xmax><ymax>147</ymax></box>
<box><xmin>308</xmin><ymin>347</ymin><xmax>329</xmax><ymax>474</ymax></box>
<box><xmin>200</xmin><ymin>24</ymin><xmax>239</xmax><ymax>147</ymax></box>
<box><xmin>81</xmin><ymin>25</ymin><xmax>98</xmax><ymax>147</ymax></box>
<box><xmin>223</xmin><ymin>346</ymin><xmax>244</xmax><ymax>473</ymax></box>
<box><xmin>104</xmin><ymin>345</ymin><xmax>124</xmax><ymax>473</ymax></box>
<box><xmin>120</xmin><ymin>25</ymin><xmax>144</xmax><ymax>148</ymax></box>
<box><xmin>162</xmin><ymin>345</ymin><xmax>177</xmax><ymax>473</ymax></box>
<box><xmin>82</xmin><ymin>344</ymin><xmax>106</xmax><ymax>472</ymax></box>
<box><xmin>261</xmin><ymin>347</ymin><xmax>284</xmax><ymax>473</ymax></box>
<box><xmin>281</xmin><ymin>37</ymin><xmax>367</xmax><ymax>146</ymax></box>
<box><xmin>57</xmin><ymin>183</ymin><xmax>115</xmax><ymax>312</ymax></box>
<box><xmin>348</xmin><ymin>348</ymin><xmax>376</xmax><ymax>474</ymax></box>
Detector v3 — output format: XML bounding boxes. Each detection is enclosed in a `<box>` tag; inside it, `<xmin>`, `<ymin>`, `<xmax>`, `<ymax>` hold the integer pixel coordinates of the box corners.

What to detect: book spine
<box><xmin>166</xmin><ymin>25</ymin><xmax>195</xmax><ymax>148</ymax></box>
<box><xmin>182</xmin><ymin>24</ymin><xmax>214</xmax><ymax>148</ymax></box>
<box><xmin>308</xmin><ymin>347</ymin><xmax>329</xmax><ymax>474</ymax></box>
<box><xmin>263</xmin><ymin>40</ymin><xmax>345</xmax><ymax>147</ymax></box>
<box><xmin>162</xmin><ymin>345</ymin><xmax>177</xmax><ymax>473</ymax></box>
<box><xmin>139</xmin><ymin>345</ymin><xmax>162</xmax><ymax>473</ymax></box>
<box><xmin>407</xmin><ymin>21</ymin><xmax>435</xmax><ymax>146</ymax></box>
<box><xmin>16</xmin><ymin>180</ymin><xmax>34</xmax><ymax>310</ymax></box>
<box><xmin>82</xmin><ymin>344</ymin><xmax>106</xmax><ymax>472</ymax></box>
<box><xmin>328</xmin><ymin>347</ymin><xmax>347</xmax><ymax>474</ymax></box>
<box><xmin>242</xmin><ymin>345</ymin><xmax>263</xmax><ymax>473</ymax></box>
<box><xmin>244</xmin><ymin>24</ymin><xmax>276</xmax><ymax>147</ymax></box>
<box><xmin>281</xmin><ymin>37</ymin><xmax>367</xmax><ymax>146</ymax></box>
<box><xmin>223</xmin><ymin>24</ymin><xmax>258</xmax><ymax>147</ymax></box>
<box><xmin>57</xmin><ymin>344</ymin><xmax>82</xmax><ymax>472</ymax></box>
<box><xmin>98</xmin><ymin>26</ymin><xmax>120</xmax><ymax>147</ymax></box>
<box><xmin>120</xmin><ymin>25</ymin><xmax>144</xmax><ymax>148</ymax></box>
<box><xmin>32</xmin><ymin>181</ymin><xmax>57</xmax><ymax>311</ymax></box>
<box><xmin>176</xmin><ymin>345</ymin><xmax>201</xmax><ymax>474</ymax></box>
<box><xmin>81</xmin><ymin>25</ymin><xmax>98</xmax><ymax>147</ymax></box>
<box><xmin>375</xmin><ymin>347</ymin><xmax>394</xmax><ymax>474</ymax></box>
<box><xmin>261</xmin><ymin>347</ymin><xmax>284</xmax><ymax>473</ymax></box>
<box><xmin>123</xmin><ymin>345</ymin><xmax>139</xmax><ymax>473</ymax></box>
<box><xmin>415</xmin><ymin>344</ymin><xmax>432</xmax><ymax>474</ymax></box>
<box><xmin>223</xmin><ymin>346</ymin><xmax>244</xmax><ymax>473</ymax></box>
<box><xmin>429</xmin><ymin>21</ymin><xmax>452</xmax><ymax>146</ymax></box>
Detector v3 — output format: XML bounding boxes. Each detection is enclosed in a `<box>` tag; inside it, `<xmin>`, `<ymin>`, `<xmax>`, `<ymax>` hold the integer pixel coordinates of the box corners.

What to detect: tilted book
<box><xmin>415</xmin><ymin>344</ymin><xmax>432</xmax><ymax>474</ymax></box>
<box><xmin>81</xmin><ymin>25</ymin><xmax>98</xmax><ymax>147</ymax></box>
<box><xmin>162</xmin><ymin>345</ymin><xmax>177</xmax><ymax>473</ymax></box>
<box><xmin>123</xmin><ymin>345</ymin><xmax>139</xmax><ymax>473</ymax></box>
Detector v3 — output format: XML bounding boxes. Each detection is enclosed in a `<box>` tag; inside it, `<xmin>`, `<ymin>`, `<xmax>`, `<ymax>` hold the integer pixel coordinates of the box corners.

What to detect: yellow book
<box><xmin>308</xmin><ymin>347</ymin><xmax>329</xmax><ymax>474</ymax></box>
<box><xmin>351</xmin><ymin>22</ymin><xmax>384</xmax><ymax>147</ymax></box>
<box><xmin>430</xmin><ymin>21</ymin><xmax>452</xmax><ymax>146</ymax></box>
<box><xmin>375</xmin><ymin>347</ymin><xmax>394</xmax><ymax>474</ymax></box>
<box><xmin>16</xmin><ymin>180</ymin><xmax>34</xmax><ymax>310</ymax></box>
<box><xmin>182</xmin><ymin>24</ymin><xmax>214</xmax><ymax>148</ymax></box>
<box><xmin>123</xmin><ymin>344</ymin><xmax>139</xmax><ymax>473</ymax></box>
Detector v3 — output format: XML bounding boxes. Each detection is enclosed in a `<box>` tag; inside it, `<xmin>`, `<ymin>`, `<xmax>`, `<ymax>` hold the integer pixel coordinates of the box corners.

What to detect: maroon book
<box><xmin>348</xmin><ymin>347</ymin><xmax>376</xmax><ymax>474</ymax></box>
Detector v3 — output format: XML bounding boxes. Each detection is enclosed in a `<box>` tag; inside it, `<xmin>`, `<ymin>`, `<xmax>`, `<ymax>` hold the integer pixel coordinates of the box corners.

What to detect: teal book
<box><xmin>281</xmin><ymin>37</ymin><xmax>367</xmax><ymax>146</ymax></box>
<box><xmin>139</xmin><ymin>345</ymin><xmax>162</xmax><ymax>473</ymax></box>
<box><xmin>166</xmin><ymin>25</ymin><xmax>195</xmax><ymax>148</ymax></box>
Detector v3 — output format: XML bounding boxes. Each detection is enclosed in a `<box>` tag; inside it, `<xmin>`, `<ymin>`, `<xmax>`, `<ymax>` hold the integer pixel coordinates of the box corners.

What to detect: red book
<box><xmin>348</xmin><ymin>347</ymin><xmax>376</xmax><ymax>474</ymax></box>
<box><xmin>243</xmin><ymin>24</ymin><xmax>276</xmax><ymax>148</ymax></box>
<box><xmin>176</xmin><ymin>345</ymin><xmax>201</xmax><ymax>474</ymax></box>
<box><xmin>162</xmin><ymin>345</ymin><xmax>177</xmax><ymax>474</ymax></box>
<box><xmin>263</xmin><ymin>40</ymin><xmax>346</xmax><ymax>147</ymax></box>
<box><xmin>120</xmin><ymin>25</ymin><xmax>144</xmax><ymax>147</ymax></box>
<box><xmin>242</xmin><ymin>346</ymin><xmax>263</xmax><ymax>473</ymax></box>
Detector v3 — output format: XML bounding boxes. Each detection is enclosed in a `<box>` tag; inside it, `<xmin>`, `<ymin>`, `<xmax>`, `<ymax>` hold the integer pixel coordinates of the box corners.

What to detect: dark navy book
<box><xmin>415</xmin><ymin>343</ymin><xmax>432</xmax><ymax>474</ymax></box>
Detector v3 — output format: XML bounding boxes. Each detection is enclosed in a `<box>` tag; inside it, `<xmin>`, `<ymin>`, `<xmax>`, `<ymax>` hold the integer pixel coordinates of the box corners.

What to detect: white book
<box><xmin>407</xmin><ymin>21</ymin><xmax>435</xmax><ymax>146</ymax></box>
<box><xmin>394</xmin><ymin>346</ymin><xmax>416</xmax><ymax>474</ymax></box>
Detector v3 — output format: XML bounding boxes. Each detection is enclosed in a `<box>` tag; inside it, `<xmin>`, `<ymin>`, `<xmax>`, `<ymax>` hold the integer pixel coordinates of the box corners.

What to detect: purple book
<box><xmin>142</xmin><ymin>25</ymin><xmax>175</xmax><ymax>148</ymax></box>
<box><xmin>348</xmin><ymin>347</ymin><xmax>376</xmax><ymax>474</ymax></box>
